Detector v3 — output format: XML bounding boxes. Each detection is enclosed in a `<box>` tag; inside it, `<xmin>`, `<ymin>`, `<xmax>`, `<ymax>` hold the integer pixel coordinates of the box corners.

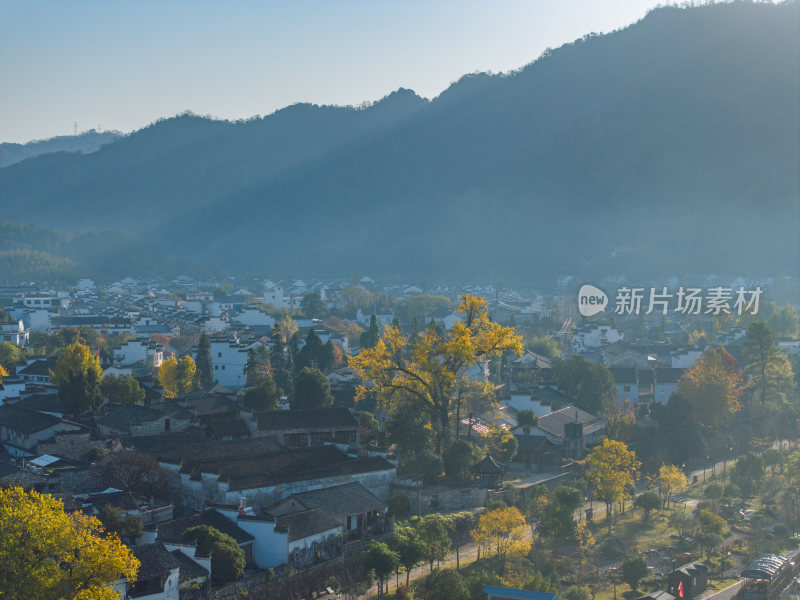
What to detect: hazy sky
<box><xmin>1</xmin><ymin>0</ymin><xmax>669</xmax><ymax>143</ymax></box>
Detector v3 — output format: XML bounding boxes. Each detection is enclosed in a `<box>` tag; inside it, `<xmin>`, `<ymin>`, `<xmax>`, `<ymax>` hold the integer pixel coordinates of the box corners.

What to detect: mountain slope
<box><xmin>1</xmin><ymin>1</ymin><xmax>797</xmax><ymax>282</ymax></box>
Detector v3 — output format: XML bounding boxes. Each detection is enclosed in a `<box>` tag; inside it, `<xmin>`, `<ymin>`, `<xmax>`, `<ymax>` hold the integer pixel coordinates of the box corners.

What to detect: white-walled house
<box><xmin>0</xmin><ymin>321</ymin><xmax>29</xmax><ymax>346</ymax></box>
<box><xmin>114</xmin><ymin>339</ymin><xmax>163</xmax><ymax>367</ymax></box>
<box><xmin>235</xmin><ymin>308</ymin><xmax>276</xmax><ymax>329</ymax></box>
<box><xmin>263</xmin><ymin>286</ymin><xmax>285</xmax><ymax>308</ymax></box>
<box><xmin>570</xmin><ymin>324</ymin><xmax>623</xmax><ymax>353</ymax></box>
<box><xmin>203</xmin><ymin>339</ymin><xmax>249</xmax><ymax>390</ymax></box>
<box><xmin>671</xmin><ymin>347</ymin><xmax>704</xmax><ymax>369</ymax></box>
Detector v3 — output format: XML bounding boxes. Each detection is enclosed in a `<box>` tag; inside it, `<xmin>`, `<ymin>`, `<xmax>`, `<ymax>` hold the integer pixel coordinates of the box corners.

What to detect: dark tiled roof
<box><xmin>470</xmin><ymin>453</ymin><xmax>504</xmax><ymax>474</ymax></box>
<box><xmin>182</xmin><ymin>394</ymin><xmax>239</xmax><ymax>417</ymax></box>
<box><xmin>170</xmin><ymin>549</ymin><xmax>209</xmax><ymax>582</ymax></box>
<box><xmin>207</xmin><ymin>418</ymin><xmax>251</xmax><ymax>439</ymax></box>
<box><xmin>17</xmin><ymin>358</ymin><xmax>56</xmax><ymax>378</ymax></box>
<box><xmin>131</xmin><ymin>543</ymin><xmax>179</xmax><ymax>578</ymax></box>
<box><xmin>181</xmin><ymin>445</ymin><xmax>393</xmax><ymax>492</ymax></box>
<box><xmin>96</xmin><ymin>404</ymin><xmax>165</xmax><ymax>433</ymax></box>
<box><xmin>282</xmin><ymin>482</ymin><xmax>386</xmax><ymax>518</ymax></box>
<box><xmin>610</xmin><ymin>368</ymin><xmax>637</xmax><ymax>384</ymax></box>
<box><xmin>88</xmin><ymin>490</ymin><xmax>139</xmax><ymax>512</ymax></box>
<box><xmin>537</xmin><ymin>407</ymin><xmax>600</xmax><ymax>438</ymax></box>
<box><xmin>276</xmin><ymin>509</ymin><xmax>342</xmax><ymax>542</ymax></box>
<box><xmin>13</xmin><ymin>393</ymin><xmax>62</xmax><ymax>414</ymax></box>
<box><xmin>157</xmin><ymin>509</ymin><xmax>255</xmax><ymax>545</ymax></box>
<box><xmin>0</xmin><ymin>404</ymin><xmax>61</xmax><ymax>433</ymax></box>
<box><xmin>148</xmin><ymin>401</ymin><xmax>193</xmax><ymax>420</ymax></box>
<box><xmin>515</xmin><ymin>435</ymin><xmax>557</xmax><ymax>453</ymax></box>
<box><xmin>256</xmin><ymin>407</ymin><xmax>357</xmax><ymax>432</ymax></box>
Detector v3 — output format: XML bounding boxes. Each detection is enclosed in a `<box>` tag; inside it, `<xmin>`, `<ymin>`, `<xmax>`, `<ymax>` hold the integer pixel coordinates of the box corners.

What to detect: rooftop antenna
<box><xmin>74</xmin><ymin>121</ymin><xmax>78</xmax><ymax>136</ymax></box>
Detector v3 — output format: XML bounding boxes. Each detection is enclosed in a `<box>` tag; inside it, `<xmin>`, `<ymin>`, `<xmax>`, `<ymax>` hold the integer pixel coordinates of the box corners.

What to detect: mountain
<box><xmin>1</xmin><ymin>1</ymin><xmax>798</xmax><ymax>283</ymax></box>
<box><xmin>0</xmin><ymin>130</ymin><xmax>122</xmax><ymax>168</ymax></box>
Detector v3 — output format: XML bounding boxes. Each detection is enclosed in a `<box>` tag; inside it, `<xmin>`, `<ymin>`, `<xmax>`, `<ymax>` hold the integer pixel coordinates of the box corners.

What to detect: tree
<box><xmin>696</xmin><ymin>509</ymin><xmax>725</xmax><ymax>557</ymax></box>
<box><xmin>0</xmin><ymin>341</ymin><xmax>23</xmax><ymax>374</ymax></box>
<box><xmin>416</xmin><ymin>514</ymin><xmax>451</xmax><ymax>573</ymax></box>
<box><xmin>393</xmin><ymin>527</ymin><xmax>425</xmax><ymax>588</ymax></box>
<box><xmin>742</xmin><ymin>322</ymin><xmax>791</xmax><ymax>405</ymax></box>
<box><xmin>182</xmin><ymin>525</ymin><xmax>245</xmax><ymax>585</ymax></box>
<box><xmin>444</xmin><ymin>511</ymin><xmax>477</xmax><ymax>570</ymax></box>
<box><xmin>658</xmin><ymin>464</ymin><xmax>688</xmax><ymax>508</ymax></box>
<box><xmin>53</xmin><ymin>342</ymin><xmax>103</xmax><ymax>416</ymax></box>
<box><xmin>97</xmin><ymin>504</ymin><xmax>143</xmax><ymax>544</ymax></box>
<box><xmin>195</xmin><ymin>332</ymin><xmax>213</xmax><ymax>386</ymax></box>
<box><xmin>277</xmin><ymin>314</ymin><xmax>298</xmax><ymax>345</ymax></box>
<box><xmin>100</xmin><ymin>373</ymin><xmax>145</xmax><ymax>405</ymax></box>
<box><xmin>634</xmin><ymin>491</ymin><xmax>661</xmax><ymax>524</ymax></box>
<box><xmin>517</xmin><ymin>409</ymin><xmax>539</xmax><ymax>435</ymax></box>
<box><xmin>360</xmin><ymin>314</ymin><xmax>380</xmax><ymax>350</ymax></box>
<box><xmin>621</xmin><ymin>555</ymin><xmax>648</xmax><ymax>590</ymax></box>
<box><xmin>471</xmin><ymin>506</ymin><xmax>531</xmax><ymax>561</ymax></box>
<box><xmin>443</xmin><ymin>438</ymin><xmax>480</xmax><ymax>480</ymax></box>
<box><xmin>488</xmin><ymin>426</ymin><xmax>518</xmax><ymax>463</ymax></box>
<box><xmin>763</xmin><ymin>448</ymin><xmax>784</xmax><ymax>477</ymax></box>
<box><xmin>244</xmin><ymin>346</ymin><xmax>271</xmax><ymax>386</ymax></box>
<box><xmin>586</xmin><ymin>438</ymin><xmax>640</xmax><ymax>532</ymax></box>
<box><xmin>0</xmin><ymin>485</ymin><xmax>139</xmax><ymax>600</ymax></box>
<box><xmin>351</xmin><ymin>295</ymin><xmax>523</xmax><ymax>453</ymax></box>
<box><xmin>301</xmin><ymin>291</ymin><xmax>328</xmax><ymax>319</ymax></box>
<box><xmin>731</xmin><ymin>452</ymin><xmax>764</xmax><ymax>496</ymax></box>
<box><xmin>98</xmin><ymin>451</ymin><xmax>173</xmax><ymax>500</ymax></box>
<box><xmin>677</xmin><ymin>347</ymin><xmax>743</xmax><ymax>427</ymax></box>
<box><xmin>291</xmin><ymin>367</ymin><xmax>334</xmax><ymax>409</ymax></box>
<box><xmin>362</xmin><ymin>540</ymin><xmax>399</xmax><ymax>597</ymax></box>
<box><xmin>551</xmin><ymin>356</ymin><xmax>615</xmax><ymax>415</ymax></box>
<box><xmin>158</xmin><ymin>355</ymin><xmax>197</xmax><ymax>398</ymax></box>
<box><xmin>525</xmin><ymin>335</ymin><xmax>561</xmax><ymax>359</ymax></box>
<box><xmin>243</xmin><ymin>376</ymin><xmax>279</xmax><ymax>412</ymax></box>
<box><xmin>423</xmin><ymin>568</ymin><xmax>468</xmax><ymax>600</ymax></box>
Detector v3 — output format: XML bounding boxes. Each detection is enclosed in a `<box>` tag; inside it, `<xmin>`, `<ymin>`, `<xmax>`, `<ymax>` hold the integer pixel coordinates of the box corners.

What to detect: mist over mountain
<box><xmin>0</xmin><ymin>130</ymin><xmax>122</xmax><ymax>168</ymax></box>
<box><xmin>1</xmin><ymin>1</ymin><xmax>797</xmax><ymax>284</ymax></box>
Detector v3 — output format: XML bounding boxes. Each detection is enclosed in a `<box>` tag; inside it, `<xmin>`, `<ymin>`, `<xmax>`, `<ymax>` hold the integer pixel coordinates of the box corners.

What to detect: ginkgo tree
<box><xmin>350</xmin><ymin>294</ymin><xmax>523</xmax><ymax>453</ymax></box>
<box><xmin>0</xmin><ymin>485</ymin><xmax>139</xmax><ymax>600</ymax></box>
<box><xmin>586</xmin><ymin>438</ymin><xmax>640</xmax><ymax>533</ymax></box>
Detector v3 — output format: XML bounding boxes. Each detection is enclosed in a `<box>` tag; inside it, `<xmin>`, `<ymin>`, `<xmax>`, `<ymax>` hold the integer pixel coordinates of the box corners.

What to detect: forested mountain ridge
<box><xmin>1</xmin><ymin>1</ymin><xmax>797</xmax><ymax>282</ymax></box>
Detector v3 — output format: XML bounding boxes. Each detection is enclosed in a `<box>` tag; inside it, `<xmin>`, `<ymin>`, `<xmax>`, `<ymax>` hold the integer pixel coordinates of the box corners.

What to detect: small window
<box><xmin>623</xmin><ymin>385</ymin><xmax>631</xmax><ymax>392</ymax></box>
<box><xmin>214</xmin><ymin>365</ymin><xmax>218</xmax><ymax>370</ymax></box>
<box><xmin>221</xmin><ymin>365</ymin><xmax>225</xmax><ymax>371</ymax></box>
<box><xmin>218</xmin><ymin>352</ymin><xmax>222</xmax><ymax>358</ymax></box>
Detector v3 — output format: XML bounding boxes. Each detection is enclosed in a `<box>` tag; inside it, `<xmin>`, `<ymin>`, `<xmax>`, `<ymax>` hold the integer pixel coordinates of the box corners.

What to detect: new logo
<box><xmin>577</xmin><ymin>284</ymin><xmax>608</xmax><ymax>317</ymax></box>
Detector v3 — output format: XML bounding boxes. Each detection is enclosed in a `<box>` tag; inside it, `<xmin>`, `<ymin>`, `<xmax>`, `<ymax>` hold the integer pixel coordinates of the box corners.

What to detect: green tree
<box><xmin>100</xmin><ymin>373</ymin><xmax>145</xmax><ymax>405</ymax></box>
<box><xmin>360</xmin><ymin>314</ymin><xmax>380</xmax><ymax>349</ymax></box>
<box><xmin>488</xmin><ymin>426</ymin><xmax>518</xmax><ymax>463</ymax></box>
<box><xmin>362</xmin><ymin>540</ymin><xmax>399</xmax><ymax>597</ymax></box>
<box><xmin>634</xmin><ymin>491</ymin><xmax>661</xmax><ymax>524</ymax></box>
<box><xmin>0</xmin><ymin>341</ymin><xmax>24</xmax><ymax>374</ymax></box>
<box><xmin>417</xmin><ymin>514</ymin><xmax>451</xmax><ymax>573</ymax></box>
<box><xmin>525</xmin><ymin>335</ymin><xmax>561</xmax><ymax>359</ymax></box>
<box><xmin>423</xmin><ymin>568</ymin><xmax>468</xmax><ymax>600</ymax></box>
<box><xmin>53</xmin><ymin>343</ymin><xmax>103</xmax><ymax>416</ymax></box>
<box><xmin>742</xmin><ymin>322</ymin><xmax>787</xmax><ymax>404</ymax></box>
<box><xmin>763</xmin><ymin>448</ymin><xmax>784</xmax><ymax>476</ymax></box>
<box><xmin>97</xmin><ymin>504</ymin><xmax>143</xmax><ymax>544</ymax></box>
<box><xmin>182</xmin><ymin>525</ymin><xmax>245</xmax><ymax>585</ymax></box>
<box><xmin>696</xmin><ymin>509</ymin><xmax>725</xmax><ymax>557</ymax></box>
<box><xmin>621</xmin><ymin>555</ymin><xmax>648</xmax><ymax>590</ymax></box>
<box><xmin>731</xmin><ymin>452</ymin><xmax>764</xmax><ymax>496</ymax></box>
<box><xmin>290</xmin><ymin>367</ymin><xmax>333</xmax><ymax>409</ymax></box>
<box><xmin>394</xmin><ymin>526</ymin><xmax>425</xmax><ymax>588</ymax></box>
<box><xmin>243</xmin><ymin>376</ymin><xmax>279</xmax><ymax>412</ymax></box>
<box><xmin>517</xmin><ymin>409</ymin><xmax>539</xmax><ymax>435</ymax></box>
<box><xmin>443</xmin><ymin>438</ymin><xmax>481</xmax><ymax>480</ymax></box>
<box><xmin>0</xmin><ymin>486</ymin><xmax>139</xmax><ymax>600</ymax></box>
<box><xmin>300</xmin><ymin>291</ymin><xmax>328</xmax><ymax>319</ymax></box>
<box><xmin>195</xmin><ymin>332</ymin><xmax>213</xmax><ymax>386</ymax></box>
<box><xmin>677</xmin><ymin>347</ymin><xmax>743</xmax><ymax>427</ymax></box>
<box><xmin>551</xmin><ymin>356</ymin><xmax>615</xmax><ymax>415</ymax></box>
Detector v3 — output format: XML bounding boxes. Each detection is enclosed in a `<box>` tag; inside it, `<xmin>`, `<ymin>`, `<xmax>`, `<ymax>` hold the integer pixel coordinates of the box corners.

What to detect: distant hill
<box><xmin>1</xmin><ymin>1</ymin><xmax>797</xmax><ymax>283</ymax></box>
<box><xmin>0</xmin><ymin>130</ymin><xmax>122</xmax><ymax>168</ymax></box>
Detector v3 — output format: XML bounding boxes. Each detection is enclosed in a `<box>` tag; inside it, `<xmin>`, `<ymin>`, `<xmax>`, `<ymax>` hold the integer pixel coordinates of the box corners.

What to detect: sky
<box><xmin>0</xmin><ymin>0</ymin><xmax>670</xmax><ymax>144</ymax></box>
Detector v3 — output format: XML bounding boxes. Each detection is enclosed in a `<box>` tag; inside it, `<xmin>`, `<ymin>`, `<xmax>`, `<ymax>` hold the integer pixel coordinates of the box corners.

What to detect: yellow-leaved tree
<box><xmin>51</xmin><ymin>342</ymin><xmax>104</xmax><ymax>416</ymax></box>
<box><xmin>657</xmin><ymin>463</ymin><xmax>688</xmax><ymax>509</ymax></box>
<box><xmin>0</xmin><ymin>485</ymin><xmax>139</xmax><ymax>600</ymax></box>
<box><xmin>158</xmin><ymin>355</ymin><xmax>197</xmax><ymax>398</ymax></box>
<box><xmin>350</xmin><ymin>294</ymin><xmax>523</xmax><ymax>453</ymax></box>
<box><xmin>586</xmin><ymin>438</ymin><xmax>640</xmax><ymax>533</ymax></box>
<box><xmin>471</xmin><ymin>505</ymin><xmax>531</xmax><ymax>561</ymax></box>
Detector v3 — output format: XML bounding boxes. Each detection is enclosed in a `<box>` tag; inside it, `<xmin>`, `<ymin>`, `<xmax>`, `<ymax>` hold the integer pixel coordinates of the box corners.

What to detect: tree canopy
<box><xmin>53</xmin><ymin>342</ymin><xmax>103</xmax><ymax>416</ymax></box>
<box><xmin>182</xmin><ymin>525</ymin><xmax>245</xmax><ymax>585</ymax></box>
<box><xmin>586</xmin><ymin>438</ymin><xmax>640</xmax><ymax>532</ymax></box>
<box><xmin>351</xmin><ymin>294</ymin><xmax>523</xmax><ymax>453</ymax></box>
<box><xmin>290</xmin><ymin>366</ymin><xmax>334</xmax><ymax>409</ymax></box>
<box><xmin>0</xmin><ymin>485</ymin><xmax>139</xmax><ymax>600</ymax></box>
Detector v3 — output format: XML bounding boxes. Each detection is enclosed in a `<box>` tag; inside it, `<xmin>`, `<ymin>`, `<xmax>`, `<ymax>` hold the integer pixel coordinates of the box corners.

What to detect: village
<box><xmin>0</xmin><ymin>275</ymin><xmax>799</xmax><ymax>600</ymax></box>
